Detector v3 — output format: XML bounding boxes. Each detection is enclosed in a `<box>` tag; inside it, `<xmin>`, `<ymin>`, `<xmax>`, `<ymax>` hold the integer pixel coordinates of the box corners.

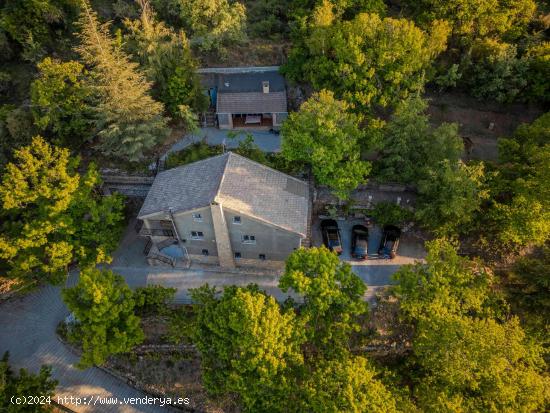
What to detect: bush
<box><xmin>164</xmin><ymin>141</ymin><xmax>223</xmax><ymax>168</ymax></box>
<box><xmin>370</xmin><ymin>202</ymin><xmax>413</xmax><ymax>227</ymax></box>
<box><xmin>134</xmin><ymin>285</ymin><xmax>177</xmax><ymax>316</ymax></box>
<box><xmin>167</xmin><ymin>306</ymin><xmax>196</xmax><ymax>344</ymax></box>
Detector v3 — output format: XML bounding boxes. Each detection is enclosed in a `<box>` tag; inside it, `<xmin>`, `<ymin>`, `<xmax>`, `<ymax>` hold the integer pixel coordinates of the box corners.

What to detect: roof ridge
<box><xmin>213</xmin><ymin>151</ymin><xmax>232</xmax><ymax>201</ymax></box>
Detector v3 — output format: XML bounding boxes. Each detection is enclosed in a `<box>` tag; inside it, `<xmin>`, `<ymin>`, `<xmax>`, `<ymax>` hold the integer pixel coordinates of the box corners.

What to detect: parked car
<box><xmin>321</xmin><ymin>219</ymin><xmax>343</xmax><ymax>255</ymax></box>
<box><xmin>378</xmin><ymin>225</ymin><xmax>401</xmax><ymax>259</ymax></box>
<box><xmin>351</xmin><ymin>225</ymin><xmax>369</xmax><ymax>259</ymax></box>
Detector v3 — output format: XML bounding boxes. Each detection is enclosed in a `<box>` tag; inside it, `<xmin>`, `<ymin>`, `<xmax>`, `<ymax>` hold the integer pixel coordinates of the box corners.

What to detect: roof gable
<box><xmin>216</xmin><ymin>153</ymin><xmax>309</xmax><ymax>236</ymax></box>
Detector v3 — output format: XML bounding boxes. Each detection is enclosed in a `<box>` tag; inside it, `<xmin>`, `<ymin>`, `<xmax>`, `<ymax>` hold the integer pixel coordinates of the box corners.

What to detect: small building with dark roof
<box><xmin>198</xmin><ymin>66</ymin><xmax>288</xmax><ymax>130</ymax></box>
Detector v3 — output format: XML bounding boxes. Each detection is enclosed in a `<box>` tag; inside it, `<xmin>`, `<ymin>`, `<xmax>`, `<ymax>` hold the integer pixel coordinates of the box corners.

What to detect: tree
<box><xmin>301</xmin><ymin>356</ymin><xmax>399</xmax><ymax>413</ymax></box>
<box><xmin>283</xmin><ymin>12</ymin><xmax>449</xmax><ymax>111</ymax></box>
<box><xmin>393</xmin><ymin>239</ymin><xmax>549</xmax><ymax>411</ymax></box>
<box><xmin>481</xmin><ymin>112</ymin><xmax>550</xmax><ymax>248</ymax></box>
<box><xmin>0</xmin><ymin>105</ymin><xmax>35</xmax><ymax>168</ymax></box>
<box><xmin>75</xmin><ymin>1</ymin><xmax>169</xmax><ymax>161</ymax></box>
<box><xmin>281</xmin><ymin>90</ymin><xmax>371</xmax><ymax>199</ymax></box>
<box><xmin>153</xmin><ymin>0</ymin><xmax>246</xmax><ymax>52</ymax></box>
<box><xmin>62</xmin><ymin>268</ymin><xmax>144</xmax><ymax>368</ymax></box>
<box><xmin>370</xmin><ymin>202</ymin><xmax>414</xmax><ymax>228</ymax></box>
<box><xmin>123</xmin><ymin>2</ymin><xmax>207</xmax><ymax>117</ymax></box>
<box><xmin>191</xmin><ymin>284</ymin><xmax>305</xmax><ymax>412</ymax></box>
<box><xmin>463</xmin><ymin>39</ymin><xmax>530</xmax><ymax>103</ymax></box>
<box><xmin>415</xmin><ymin>160</ymin><xmax>488</xmax><ymax>236</ymax></box>
<box><xmin>375</xmin><ymin>96</ymin><xmax>464</xmax><ymax>184</ymax></box>
<box><xmin>133</xmin><ymin>285</ymin><xmax>176</xmax><ymax>316</ymax></box>
<box><xmin>0</xmin><ymin>0</ymin><xmax>80</xmax><ymax>58</ymax></box>
<box><xmin>31</xmin><ymin>57</ymin><xmax>93</xmax><ymax>148</ymax></box>
<box><xmin>392</xmin><ymin>239</ymin><xmax>497</xmax><ymax>322</ymax></box>
<box><xmin>0</xmin><ymin>137</ymin><xmax>124</xmax><ymax>285</ymax></box>
<box><xmin>280</xmin><ymin>247</ymin><xmax>367</xmax><ymax>357</ymax></box>
<box><xmin>402</xmin><ymin>0</ymin><xmax>536</xmax><ymax>44</ymax></box>
<box><xmin>413</xmin><ymin>315</ymin><xmax>549</xmax><ymax>412</ymax></box>
<box><xmin>0</xmin><ymin>352</ymin><xmax>57</xmax><ymax>412</ymax></box>
<box><xmin>502</xmin><ymin>247</ymin><xmax>550</xmax><ymax>340</ymax></box>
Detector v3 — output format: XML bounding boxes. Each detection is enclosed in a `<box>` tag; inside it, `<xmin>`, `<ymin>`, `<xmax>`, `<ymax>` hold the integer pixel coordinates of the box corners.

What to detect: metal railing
<box><xmin>143</xmin><ymin>238</ymin><xmax>153</xmax><ymax>255</ymax></box>
<box><xmin>148</xmin><ymin>252</ymin><xmax>176</xmax><ymax>267</ymax></box>
<box><xmin>139</xmin><ymin>227</ymin><xmax>175</xmax><ymax>237</ymax></box>
<box><xmin>157</xmin><ymin>238</ymin><xmax>178</xmax><ymax>250</ymax></box>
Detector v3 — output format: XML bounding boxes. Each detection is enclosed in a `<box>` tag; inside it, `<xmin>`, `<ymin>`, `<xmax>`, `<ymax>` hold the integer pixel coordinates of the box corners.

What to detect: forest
<box><xmin>0</xmin><ymin>0</ymin><xmax>549</xmax><ymax>412</ymax></box>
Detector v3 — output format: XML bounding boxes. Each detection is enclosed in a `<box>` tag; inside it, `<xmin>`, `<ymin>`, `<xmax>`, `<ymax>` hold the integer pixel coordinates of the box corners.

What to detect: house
<box><xmin>137</xmin><ymin>152</ymin><xmax>310</xmax><ymax>269</ymax></box>
<box><xmin>198</xmin><ymin>66</ymin><xmax>288</xmax><ymax>130</ymax></box>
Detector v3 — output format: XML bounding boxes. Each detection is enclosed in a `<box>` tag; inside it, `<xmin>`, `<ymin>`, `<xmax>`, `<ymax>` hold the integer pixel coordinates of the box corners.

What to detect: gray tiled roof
<box><xmin>216</xmin><ymin>91</ymin><xmax>287</xmax><ymax>114</ymax></box>
<box><xmin>138</xmin><ymin>153</ymin><xmax>309</xmax><ymax>236</ymax></box>
<box><xmin>138</xmin><ymin>154</ymin><xmax>229</xmax><ymax>218</ymax></box>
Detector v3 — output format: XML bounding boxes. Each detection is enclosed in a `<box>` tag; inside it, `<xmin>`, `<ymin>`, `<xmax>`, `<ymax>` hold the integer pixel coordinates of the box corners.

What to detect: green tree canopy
<box><xmin>31</xmin><ymin>57</ymin><xmax>93</xmax><ymax>148</ymax></box>
<box><xmin>502</xmin><ymin>247</ymin><xmax>550</xmax><ymax>341</ymax></box>
<box><xmin>62</xmin><ymin>268</ymin><xmax>144</xmax><ymax>368</ymax></box>
<box><xmin>394</xmin><ymin>239</ymin><xmax>549</xmax><ymax>411</ymax></box>
<box><xmin>415</xmin><ymin>160</ymin><xmax>488</xmax><ymax>236</ymax></box>
<box><xmin>0</xmin><ymin>0</ymin><xmax>79</xmax><ymax>58</ymax></box>
<box><xmin>152</xmin><ymin>0</ymin><xmax>246</xmax><ymax>52</ymax></box>
<box><xmin>280</xmin><ymin>247</ymin><xmax>367</xmax><ymax>357</ymax></box>
<box><xmin>403</xmin><ymin>0</ymin><xmax>536</xmax><ymax>44</ymax></box>
<box><xmin>75</xmin><ymin>1</ymin><xmax>169</xmax><ymax>161</ymax></box>
<box><xmin>392</xmin><ymin>239</ymin><xmax>497</xmax><ymax>321</ymax></box>
<box><xmin>0</xmin><ymin>137</ymin><xmax>124</xmax><ymax>284</ymax></box>
<box><xmin>0</xmin><ymin>352</ymin><xmax>57</xmax><ymax>412</ymax></box>
<box><xmin>375</xmin><ymin>97</ymin><xmax>464</xmax><ymax>184</ymax></box>
<box><xmin>281</xmin><ymin>90</ymin><xmax>371</xmax><ymax>199</ymax></box>
<box><xmin>413</xmin><ymin>315</ymin><xmax>549</xmax><ymax>412</ymax></box>
<box><xmin>482</xmin><ymin>112</ymin><xmax>550</xmax><ymax>248</ymax></box>
<box><xmin>191</xmin><ymin>284</ymin><xmax>305</xmax><ymax>412</ymax></box>
<box><xmin>283</xmin><ymin>12</ymin><xmax>449</xmax><ymax>111</ymax></box>
<box><xmin>123</xmin><ymin>2</ymin><xmax>207</xmax><ymax>117</ymax></box>
<box><xmin>301</xmin><ymin>356</ymin><xmax>399</xmax><ymax>413</ymax></box>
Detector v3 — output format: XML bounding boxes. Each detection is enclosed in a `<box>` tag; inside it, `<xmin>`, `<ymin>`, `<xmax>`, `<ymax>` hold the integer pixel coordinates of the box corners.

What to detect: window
<box><xmin>202</xmin><ymin>249</ymin><xmax>209</xmax><ymax>256</ymax></box>
<box><xmin>191</xmin><ymin>231</ymin><xmax>204</xmax><ymax>240</ymax></box>
<box><xmin>234</xmin><ymin>252</ymin><xmax>241</xmax><ymax>259</ymax></box>
<box><xmin>242</xmin><ymin>235</ymin><xmax>256</xmax><ymax>244</ymax></box>
<box><xmin>192</xmin><ymin>213</ymin><xmax>203</xmax><ymax>222</ymax></box>
<box><xmin>259</xmin><ymin>254</ymin><xmax>266</xmax><ymax>260</ymax></box>
<box><xmin>218</xmin><ymin>113</ymin><xmax>230</xmax><ymax>125</ymax></box>
<box><xmin>233</xmin><ymin>216</ymin><xmax>241</xmax><ymax>224</ymax></box>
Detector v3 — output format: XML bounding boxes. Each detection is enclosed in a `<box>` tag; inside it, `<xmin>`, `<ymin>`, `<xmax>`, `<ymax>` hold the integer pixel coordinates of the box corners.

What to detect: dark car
<box><xmin>351</xmin><ymin>225</ymin><xmax>369</xmax><ymax>259</ymax></box>
<box><xmin>378</xmin><ymin>225</ymin><xmax>401</xmax><ymax>259</ymax></box>
<box><xmin>321</xmin><ymin>219</ymin><xmax>343</xmax><ymax>255</ymax></box>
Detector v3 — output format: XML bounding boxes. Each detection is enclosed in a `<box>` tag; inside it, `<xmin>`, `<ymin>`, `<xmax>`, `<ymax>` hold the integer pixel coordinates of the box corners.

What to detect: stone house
<box><xmin>198</xmin><ymin>66</ymin><xmax>288</xmax><ymax>130</ymax></box>
<box><xmin>137</xmin><ymin>152</ymin><xmax>310</xmax><ymax>269</ymax></box>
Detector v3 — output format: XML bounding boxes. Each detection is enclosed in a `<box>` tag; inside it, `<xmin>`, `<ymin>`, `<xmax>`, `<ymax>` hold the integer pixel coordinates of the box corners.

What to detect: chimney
<box><xmin>262</xmin><ymin>81</ymin><xmax>270</xmax><ymax>94</ymax></box>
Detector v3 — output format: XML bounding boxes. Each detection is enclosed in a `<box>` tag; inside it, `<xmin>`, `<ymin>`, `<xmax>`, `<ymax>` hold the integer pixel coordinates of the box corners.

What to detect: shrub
<box><xmin>134</xmin><ymin>285</ymin><xmax>177</xmax><ymax>316</ymax></box>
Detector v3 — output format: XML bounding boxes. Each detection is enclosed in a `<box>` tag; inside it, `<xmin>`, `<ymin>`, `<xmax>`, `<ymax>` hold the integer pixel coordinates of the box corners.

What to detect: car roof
<box><xmin>352</xmin><ymin>224</ymin><xmax>368</xmax><ymax>233</ymax></box>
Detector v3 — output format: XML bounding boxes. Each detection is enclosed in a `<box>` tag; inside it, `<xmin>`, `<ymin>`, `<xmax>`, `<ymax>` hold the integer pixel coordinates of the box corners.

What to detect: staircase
<box><xmin>198</xmin><ymin>110</ymin><xmax>216</xmax><ymax>128</ymax></box>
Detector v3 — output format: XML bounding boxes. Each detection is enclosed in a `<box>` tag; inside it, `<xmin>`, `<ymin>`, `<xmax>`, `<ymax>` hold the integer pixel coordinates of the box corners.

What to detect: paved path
<box><xmin>163</xmin><ymin>127</ymin><xmax>281</xmax><ymax>159</ymax></box>
<box><xmin>0</xmin><ymin>280</ymin><xmax>169</xmax><ymax>413</ymax></box>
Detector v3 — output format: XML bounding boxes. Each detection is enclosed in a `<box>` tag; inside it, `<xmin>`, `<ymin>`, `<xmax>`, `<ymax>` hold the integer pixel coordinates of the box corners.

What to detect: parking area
<box><xmin>311</xmin><ymin>217</ymin><xmax>426</xmax><ymax>287</ymax></box>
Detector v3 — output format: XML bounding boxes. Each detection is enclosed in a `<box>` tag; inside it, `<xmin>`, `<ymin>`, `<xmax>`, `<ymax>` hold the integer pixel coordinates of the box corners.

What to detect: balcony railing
<box><xmin>148</xmin><ymin>252</ymin><xmax>176</xmax><ymax>267</ymax></box>
<box><xmin>139</xmin><ymin>227</ymin><xmax>175</xmax><ymax>237</ymax></box>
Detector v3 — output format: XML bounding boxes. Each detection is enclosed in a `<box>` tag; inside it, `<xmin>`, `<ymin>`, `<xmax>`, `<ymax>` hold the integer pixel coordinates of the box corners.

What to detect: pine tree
<box><xmin>75</xmin><ymin>1</ymin><xmax>169</xmax><ymax>161</ymax></box>
<box><xmin>0</xmin><ymin>137</ymin><xmax>125</xmax><ymax>285</ymax></box>
<box><xmin>62</xmin><ymin>268</ymin><xmax>144</xmax><ymax>368</ymax></box>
